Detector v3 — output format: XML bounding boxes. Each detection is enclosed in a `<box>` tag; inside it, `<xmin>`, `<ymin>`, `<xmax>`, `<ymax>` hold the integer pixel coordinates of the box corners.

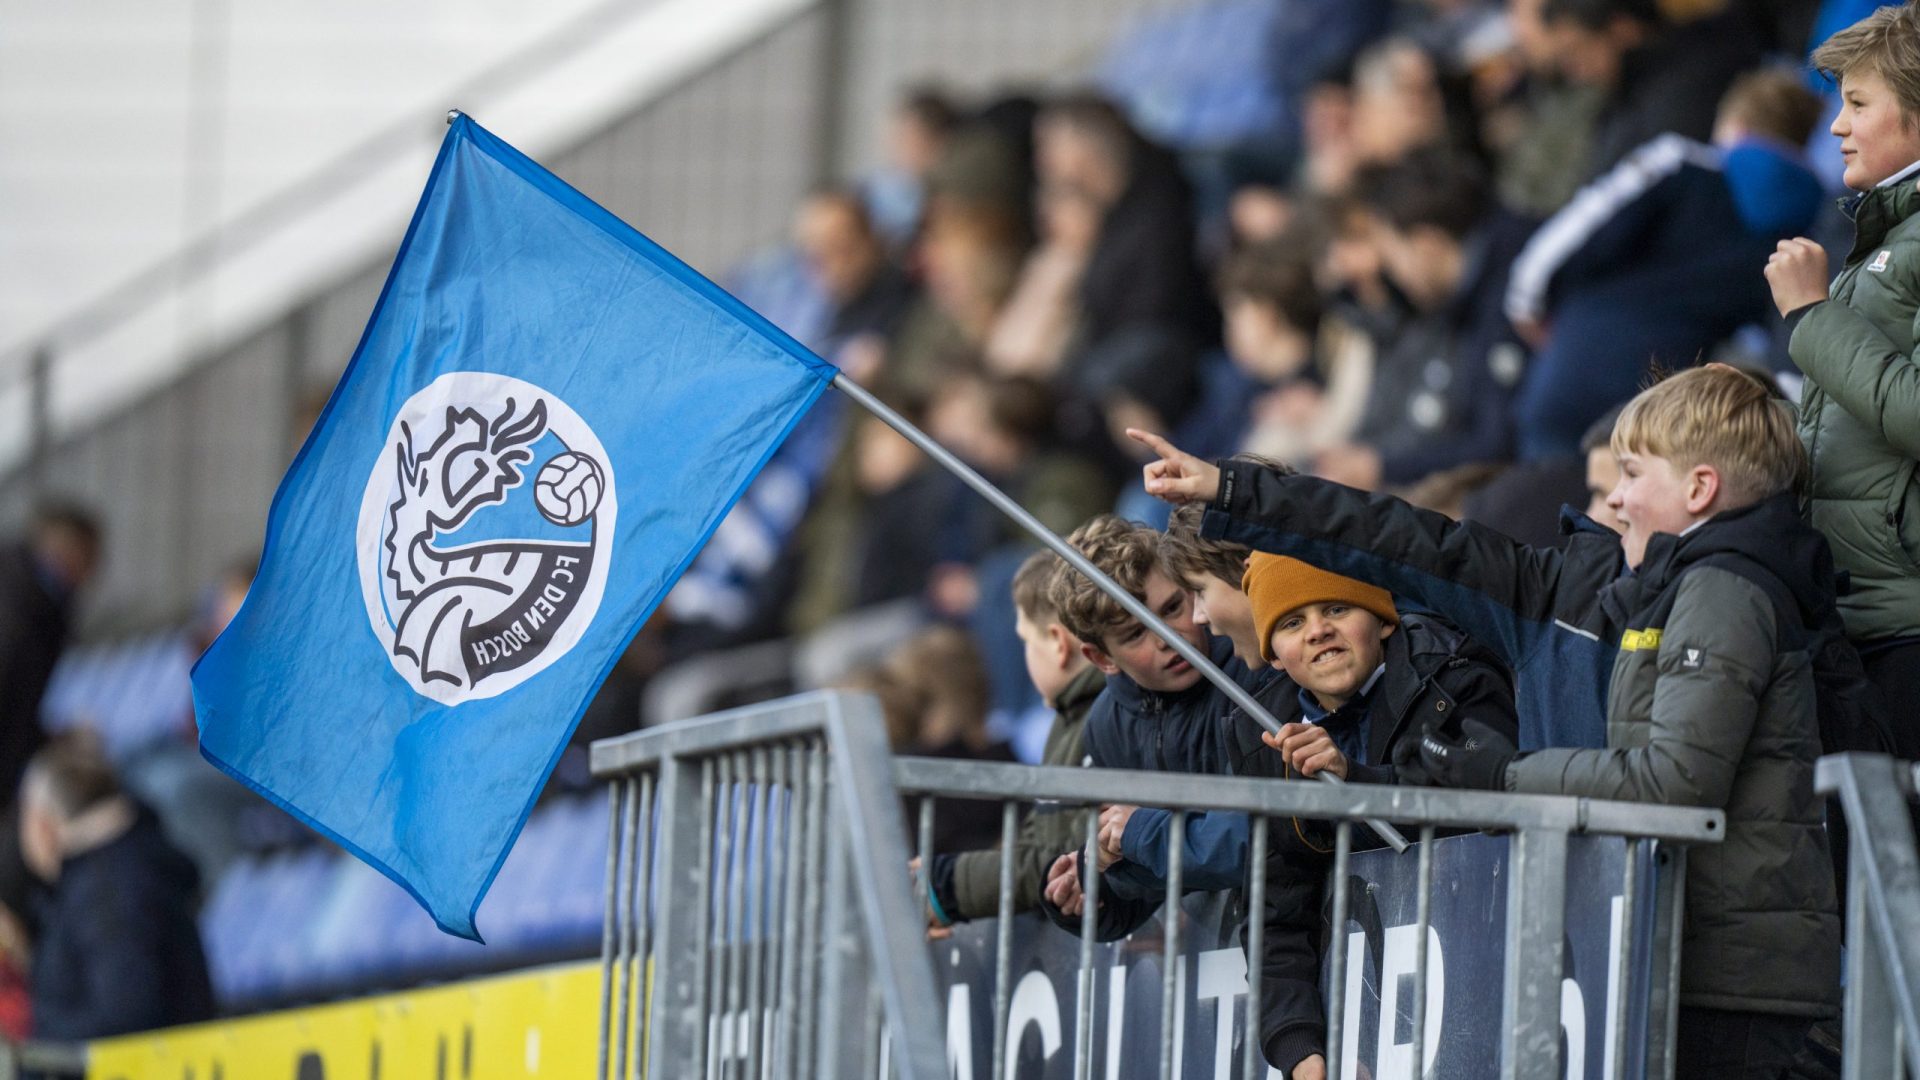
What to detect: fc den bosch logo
<box><xmin>355</xmin><ymin>372</ymin><xmax>616</xmax><ymax>704</ymax></box>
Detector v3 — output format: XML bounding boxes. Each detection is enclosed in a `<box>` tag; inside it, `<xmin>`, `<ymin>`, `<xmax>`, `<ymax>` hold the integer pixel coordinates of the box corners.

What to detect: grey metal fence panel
<box><xmin>1818</xmin><ymin>752</ymin><xmax>1920</xmax><ymax>1080</ymax></box>
<box><xmin>594</xmin><ymin>693</ymin><xmax>1723</xmax><ymax>1079</ymax></box>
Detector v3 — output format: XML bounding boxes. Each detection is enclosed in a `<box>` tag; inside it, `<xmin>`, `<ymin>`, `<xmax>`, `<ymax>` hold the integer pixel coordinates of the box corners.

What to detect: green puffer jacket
<box><xmin>932</xmin><ymin>665</ymin><xmax>1104</xmax><ymax>920</ymax></box>
<box><xmin>1788</xmin><ymin>177</ymin><xmax>1920</xmax><ymax>641</ymax></box>
<box><xmin>1505</xmin><ymin>495</ymin><xmax>1840</xmax><ymax>1017</ymax></box>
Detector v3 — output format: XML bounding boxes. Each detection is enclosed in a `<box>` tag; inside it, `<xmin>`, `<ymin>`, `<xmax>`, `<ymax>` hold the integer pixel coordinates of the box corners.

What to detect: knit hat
<box><xmin>1242</xmin><ymin>553</ymin><xmax>1399</xmax><ymax>664</ymax></box>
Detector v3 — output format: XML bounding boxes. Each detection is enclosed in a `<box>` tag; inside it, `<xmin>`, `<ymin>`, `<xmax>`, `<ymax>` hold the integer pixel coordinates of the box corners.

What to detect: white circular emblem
<box><xmin>355</xmin><ymin>372</ymin><xmax>617</xmax><ymax>705</ymax></box>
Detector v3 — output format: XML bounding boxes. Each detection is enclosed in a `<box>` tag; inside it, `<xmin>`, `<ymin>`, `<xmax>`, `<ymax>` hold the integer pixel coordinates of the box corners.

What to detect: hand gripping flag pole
<box><xmin>829</xmin><ymin>374</ymin><xmax>1409</xmax><ymax>854</ymax></box>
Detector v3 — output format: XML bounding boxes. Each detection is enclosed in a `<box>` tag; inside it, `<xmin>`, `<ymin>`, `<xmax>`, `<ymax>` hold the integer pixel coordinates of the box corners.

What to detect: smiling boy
<box><xmin>1241</xmin><ymin>554</ymin><xmax>1518</xmax><ymax>791</ymax></box>
<box><xmin>1766</xmin><ymin>0</ymin><xmax>1920</xmax><ymax>757</ymax></box>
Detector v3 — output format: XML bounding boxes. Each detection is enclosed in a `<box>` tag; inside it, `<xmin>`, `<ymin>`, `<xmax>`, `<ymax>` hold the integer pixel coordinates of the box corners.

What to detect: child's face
<box><xmin>1374</xmin><ymin>223</ymin><xmax>1462</xmax><ymax>312</ymax></box>
<box><xmin>1224</xmin><ymin>295</ymin><xmax>1313</xmax><ymax>383</ymax></box>
<box><xmin>1268</xmin><ymin>602</ymin><xmax>1393</xmax><ymax>711</ymax></box>
<box><xmin>1192</xmin><ymin>574</ymin><xmax>1262</xmax><ymax>666</ymax></box>
<box><xmin>1087</xmin><ymin>569</ymin><xmax>1206</xmax><ymax>693</ymax></box>
<box><xmin>1607</xmin><ymin>450</ymin><xmax>1702</xmax><ymax>570</ymax></box>
<box><xmin>1016</xmin><ymin>608</ymin><xmax>1079</xmax><ymax>706</ymax></box>
<box><xmin>1585</xmin><ymin>446</ymin><xmax>1624</xmax><ymax>534</ymax></box>
<box><xmin>1833</xmin><ymin>68</ymin><xmax>1920</xmax><ymax>191</ymax></box>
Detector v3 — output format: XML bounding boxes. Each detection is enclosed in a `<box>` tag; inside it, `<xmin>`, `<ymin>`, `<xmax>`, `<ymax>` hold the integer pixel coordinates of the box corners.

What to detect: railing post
<box><xmin>1820</xmin><ymin>753</ymin><xmax>1920</xmax><ymax>1079</ymax></box>
<box><xmin>1845</xmin><ymin>847</ymin><xmax>1899</xmax><ymax>1080</ymax></box>
<box><xmin>643</xmin><ymin>754</ymin><xmax>708</xmax><ymax>1077</ymax></box>
<box><xmin>822</xmin><ymin>692</ymin><xmax>948</xmax><ymax>1079</ymax></box>
<box><xmin>1641</xmin><ymin>843</ymin><xmax>1686</xmax><ymax>1080</ymax></box>
<box><xmin>1501</xmin><ymin>827</ymin><xmax>1568</xmax><ymax>1080</ymax></box>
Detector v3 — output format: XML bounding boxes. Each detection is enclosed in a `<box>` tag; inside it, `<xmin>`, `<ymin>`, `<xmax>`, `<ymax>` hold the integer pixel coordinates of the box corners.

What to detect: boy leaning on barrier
<box><xmin>1032</xmin><ymin>517</ymin><xmax>1299</xmax><ymax>922</ymax></box>
<box><xmin>1130</xmin><ymin>364</ymin><xmax>1842</xmax><ymax>1079</ymax></box>
<box><xmin>919</xmin><ymin>549</ymin><xmax>1104</xmax><ymax>934</ymax></box>
<box><xmin>1231</xmin><ymin>552</ymin><xmax>1518</xmax><ymax>1078</ymax></box>
<box><xmin>1034</xmin><ymin>514</ymin><xmax>1331</xmax><ymax>1080</ymax></box>
<box><xmin>1236</xmin><ymin>553</ymin><xmax>1519</xmax><ymax>795</ymax></box>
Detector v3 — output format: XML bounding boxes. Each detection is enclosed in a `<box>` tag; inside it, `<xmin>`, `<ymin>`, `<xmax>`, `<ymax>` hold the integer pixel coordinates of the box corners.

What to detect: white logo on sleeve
<box><xmin>355</xmin><ymin>372</ymin><xmax>617</xmax><ymax>705</ymax></box>
<box><xmin>1870</xmin><ymin>249</ymin><xmax>1892</xmax><ymax>273</ymax></box>
<box><xmin>1683</xmin><ymin>648</ymin><xmax>1703</xmax><ymax>669</ymax></box>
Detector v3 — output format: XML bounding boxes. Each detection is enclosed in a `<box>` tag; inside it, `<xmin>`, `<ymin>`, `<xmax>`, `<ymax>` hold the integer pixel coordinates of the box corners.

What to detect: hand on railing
<box><xmin>1418</xmin><ymin>720</ymin><xmax>1515</xmax><ymax>790</ymax></box>
<box><xmin>1044</xmin><ymin>852</ymin><xmax>1085</xmax><ymax>916</ymax></box>
<box><xmin>1095</xmin><ymin>804</ymin><xmax>1137</xmax><ymax>869</ymax></box>
<box><xmin>906</xmin><ymin>856</ymin><xmax>955</xmax><ymax>941</ymax></box>
<box><xmin>1262</xmin><ymin>723</ymin><xmax>1350</xmax><ymax>780</ymax></box>
<box><xmin>1293</xmin><ymin>1053</ymin><xmax>1330</xmax><ymax>1080</ymax></box>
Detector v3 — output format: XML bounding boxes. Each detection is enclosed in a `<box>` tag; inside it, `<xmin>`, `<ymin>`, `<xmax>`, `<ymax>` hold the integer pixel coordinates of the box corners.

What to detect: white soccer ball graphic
<box><xmin>534</xmin><ymin>451</ymin><xmax>605</xmax><ymax>526</ymax></box>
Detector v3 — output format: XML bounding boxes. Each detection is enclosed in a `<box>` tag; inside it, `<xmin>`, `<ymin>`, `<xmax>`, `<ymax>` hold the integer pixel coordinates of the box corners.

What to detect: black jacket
<box><xmin>1354</xmin><ymin>211</ymin><xmax>1535</xmax><ymax>485</ymax></box>
<box><xmin>1582</xmin><ymin>10</ymin><xmax>1760</xmax><ymax>180</ymax></box>
<box><xmin>1224</xmin><ymin>613</ymin><xmax>1518</xmax><ymax>1069</ymax></box>
<box><xmin>31</xmin><ymin>805</ymin><xmax>214</xmax><ymax>1040</ymax></box>
<box><xmin>0</xmin><ymin>545</ymin><xmax>66</xmax><ymax>801</ymax></box>
<box><xmin>1203</xmin><ymin>459</ymin><xmax>1624</xmax><ymax>754</ymax></box>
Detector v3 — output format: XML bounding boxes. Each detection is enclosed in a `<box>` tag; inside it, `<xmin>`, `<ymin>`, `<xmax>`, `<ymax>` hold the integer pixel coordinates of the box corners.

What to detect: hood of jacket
<box><xmin>1604</xmin><ymin>493</ymin><xmax>1835</xmax><ymax>629</ymax></box>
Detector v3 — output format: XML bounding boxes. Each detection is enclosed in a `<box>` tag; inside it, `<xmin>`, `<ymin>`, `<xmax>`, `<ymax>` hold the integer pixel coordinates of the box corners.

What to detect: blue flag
<box><xmin>192</xmin><ymin>115</ymin><xmax>835</xmax><ymax>939</ymax></box>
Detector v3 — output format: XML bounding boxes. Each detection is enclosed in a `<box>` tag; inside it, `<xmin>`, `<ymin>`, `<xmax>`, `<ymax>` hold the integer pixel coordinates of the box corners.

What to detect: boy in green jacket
<box><xmin>1767</xmin><ymin>0</ymin><xmax>1920</xmax><ymax>754</ymax></box>
<box><xmin>922</xmin><ymin>548</ymin><xmax>1103</xmax><ymax>932</ymax></box>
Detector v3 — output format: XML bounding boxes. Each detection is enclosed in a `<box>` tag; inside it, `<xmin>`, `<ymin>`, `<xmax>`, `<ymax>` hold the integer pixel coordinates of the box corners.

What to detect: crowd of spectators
<box><xmin>3</xmin><ymin>0</ymin><xmax>1917</xmax><ymax>1065</ymax></box>
<box><xmin>637</xmin><ymin>0</ymin><xmax>1891</xmax><ymax>764</ymax></box>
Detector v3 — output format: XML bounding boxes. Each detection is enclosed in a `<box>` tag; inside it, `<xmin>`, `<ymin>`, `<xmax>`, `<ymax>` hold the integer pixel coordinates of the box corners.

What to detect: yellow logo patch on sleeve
<box><xmin>1620</xmin><ymin>628</ymin><xmax>1663</xmax><ymax>651</ymax></box>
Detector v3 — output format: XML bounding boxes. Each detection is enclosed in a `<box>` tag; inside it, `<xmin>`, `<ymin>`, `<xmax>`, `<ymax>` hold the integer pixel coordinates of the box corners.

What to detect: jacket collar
<box><xmin>1364</xmin><ymin>618</ymin><xmax>1463</xmax><ymax>763</ymax></box>
<box><xmin>1054</xmin><ymin>664</ymin><xmax>1108</xmax><ymax>722</ymax></box>
<box><xmin>1846</xmin><ymin>169</ymin><xmax>1920</xmax><ymax>261</ymax></box>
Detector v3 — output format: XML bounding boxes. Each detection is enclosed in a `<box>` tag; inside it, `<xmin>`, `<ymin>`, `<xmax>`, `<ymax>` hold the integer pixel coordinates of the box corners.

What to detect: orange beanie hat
<box><xmin>1241</xmin><ymin>552</ymin><xmax>1399</xmax><ymax>664</ymax></box>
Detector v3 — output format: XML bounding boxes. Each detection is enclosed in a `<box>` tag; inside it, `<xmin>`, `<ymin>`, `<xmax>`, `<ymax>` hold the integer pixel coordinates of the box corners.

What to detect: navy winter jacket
<box><xmin>1201</xmin><ymin>460</ymin><xmax>1623</xmax><ymax>753</ymax></box>
<box><xmin>31</xmin><ymin>806</ymin><xmax>213</xmax><ymax>1041</ymax></box>
<box><xmin>1507</xmin><ymin>134</ymin><xmax>1824</xmax><ymax>458</ymax></box>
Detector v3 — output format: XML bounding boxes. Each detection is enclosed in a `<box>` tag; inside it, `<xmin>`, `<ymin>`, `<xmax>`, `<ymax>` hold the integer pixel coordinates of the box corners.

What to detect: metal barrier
<box><xmin>0</xmin><ymin>1040</ymin><xmax>85</xmax><ymax>1079</ymax></box>
<box><xmin>1816</xmin><ymin>752</ymin><xmax>1920</xmax><ymax>1079</ymax></box>
<box><xmin>589</xmin><ymin>690</ymin><xmax>946</xmax><ymax>1080</ymax></box>
<box><xmin>593</xmin><ymin>691</ymin><xmax>1725</xmax><ymax>1079</ymax></box>
<box><xmin>894</xmin><ymin>759</ymin><xmax>1720</xmax><ymax>1080</ymax></box>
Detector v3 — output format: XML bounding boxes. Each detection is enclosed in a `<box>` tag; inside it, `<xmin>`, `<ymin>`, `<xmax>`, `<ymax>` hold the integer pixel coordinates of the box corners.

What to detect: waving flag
<box><xmin>192</xmin><ymin>115</ymin><xmax>835</xmax><ymax>938</ymax></box>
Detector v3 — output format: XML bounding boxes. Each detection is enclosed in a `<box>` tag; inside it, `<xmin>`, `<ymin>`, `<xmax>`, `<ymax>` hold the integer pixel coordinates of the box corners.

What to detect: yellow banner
<box><xmin>87</xmin><ymin>961</ymin><xmax>603</xmax><ymax>1080</ymax></box>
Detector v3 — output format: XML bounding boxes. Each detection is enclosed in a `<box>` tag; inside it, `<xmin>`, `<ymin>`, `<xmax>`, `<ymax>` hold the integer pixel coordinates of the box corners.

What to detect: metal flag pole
<box><xmin>831</xmin><ymin>373</ymin><xmax>1409</xmax><ymax>853</ymax></box>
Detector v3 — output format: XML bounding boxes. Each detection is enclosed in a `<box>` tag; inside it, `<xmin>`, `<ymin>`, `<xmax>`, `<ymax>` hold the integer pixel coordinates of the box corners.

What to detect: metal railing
<box><xmin>593</xmin><ymin>690</ymin><xmax>1726</xmax><ymax>1079</ymax></box>
<box><xmin>590</xmin><ymin>690</ymin><xmax>946</xmax><ymax>1080</ymax></box>
<box><xmin>1816</xmin><ymin>752</ymin><xmax>1920</xmax><ymax>1079</ymax></box>
<box><xmin>0</xmin><ymin>1040</ymin><xmax>85</xmax><ymax>1079</ymax></box>
<box><xmin>894</xmin><ymin>758</ymin><xmax>1721</xmax><ymax>1080</ymax></box>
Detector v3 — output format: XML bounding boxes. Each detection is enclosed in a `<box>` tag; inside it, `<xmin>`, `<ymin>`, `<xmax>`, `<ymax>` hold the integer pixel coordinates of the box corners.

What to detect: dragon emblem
<box><xmin>358</xmin><ymin>373</ymin><xmax>615</xmax><ymax>704</ymax></box>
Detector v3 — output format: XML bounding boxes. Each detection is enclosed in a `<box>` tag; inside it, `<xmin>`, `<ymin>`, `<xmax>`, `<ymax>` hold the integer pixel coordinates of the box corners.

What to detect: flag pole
<box><xmin>831</xmin><ymin>373</ymin><xmax>1409</xmax><ymax>853</ymax></box>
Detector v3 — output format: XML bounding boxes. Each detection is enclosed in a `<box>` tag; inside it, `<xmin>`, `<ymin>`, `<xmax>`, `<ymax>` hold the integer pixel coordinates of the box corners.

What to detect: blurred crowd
<box><xmin>631</xmin><ymin>0</ymin><xmax>1873</xmax><ymax>770</ymax></box>
<box><xmin>0</xmin><ymin>0</ymin><xmax>1899</xmax><ymax>1050</ymax></box>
